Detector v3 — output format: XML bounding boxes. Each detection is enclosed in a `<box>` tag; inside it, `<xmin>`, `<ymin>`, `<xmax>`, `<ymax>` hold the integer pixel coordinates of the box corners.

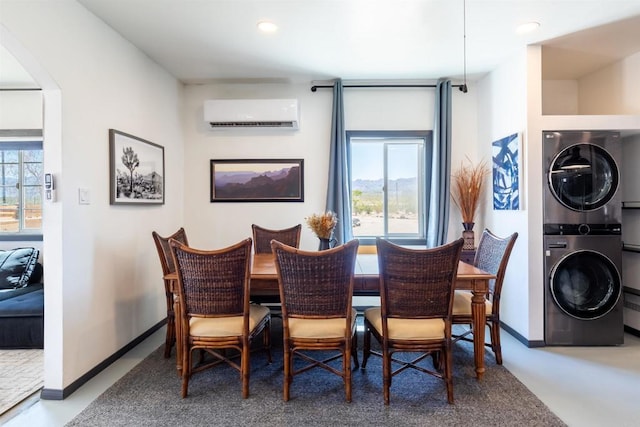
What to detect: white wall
<box><xmin>182</xmin><ymin>83</ymin><xmax>478</xmax><ymax>250</ymax></box>
<box><xmin>476</xmin><ymin>49</ymin><xmax>532</xmax><ymax>339</ymax></box>
<box><xmin>578</xmin><ymin>51</ymin><xmax>640</xmax><ymax>115</ymax></box>
<box><xmin>541</xmin><ymin>51</ymin><xmax>640</xmax><ymax>116</ymax></box>
<box><xmin>0</xmin><ymin>90</ymin><xmax>42</xmax><ymax>128</ymax></box>
<box><xmin>541</xmin><ymin>80</ymin><xmax>579</xmax><ymax>115</ymax></box>
<box><xmin>1</xmin><ymin>1</ymin><xmax>184</xmax><ymax>392</ymax></box>
<box><xmin>525</xmin><ymin>46</ymin><xmax>546</xmax><ymax>342</ymax></box>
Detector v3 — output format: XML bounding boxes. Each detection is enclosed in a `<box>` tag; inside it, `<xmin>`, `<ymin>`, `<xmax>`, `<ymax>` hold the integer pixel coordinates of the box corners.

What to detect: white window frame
<box><xmin>347</xmin><ymin>130</ymin><xmax>432</xmax><ymax>245</ymax></box>
<box><xmin>0</xmin><ymin>130</ymin><xmax>43</xmax><ymax>240</ymax></box>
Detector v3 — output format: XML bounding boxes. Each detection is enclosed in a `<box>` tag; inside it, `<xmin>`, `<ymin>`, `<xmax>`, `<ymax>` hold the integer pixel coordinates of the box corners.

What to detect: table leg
<box><xmin>470</xmin><ymin>282</ymin><xmax>486</xmax><ymax>380</ymax></box>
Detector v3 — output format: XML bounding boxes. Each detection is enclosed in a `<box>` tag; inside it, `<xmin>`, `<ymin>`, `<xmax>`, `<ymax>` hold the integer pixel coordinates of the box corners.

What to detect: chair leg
<box><xmin>345</xmin><ymin>347</ymin><xmax>352</xmax><ymax>403</ymax></box>
<box><xmin>165</xmin><ymin>286</ymin><xmax>176</xmax><ymax>359</ymax></box>
<box><xmin>382</xmin><ymin>349</ymin><xmax>391</xmax><ymax>405</ymax></box>
<box><xmin>490</xmin><ymin>320</ymin><xmax>503</xmax><ymax>365</ymax></box>
<box><xmin>174</xmin><ymin>299</ymin><xmax>183</xmax><ymax>376</ymax></box>
<box><xmin>164</xmin><ymin>314</ymin><xmax>174</xmax><ymax>358</ymax></box>
<box><xmin>432</xmin><ymin>351</ymin><xmax>442</xmax><ymax>370</ymax></box>
<box><xmin>283</xmin><ymin>344</ymin><xmax>292</xmax><ymax>401</ymax></box>
<box><xmin>181</xmin><ymin>347</ymin><xmax>191</xmax><ymax>398</ymax></box>
<box><xmin>444</xmin><ymin>346</ymin><xmax>454</xmax><ymax>404</ymax></box>
<box><xmin>263</xmin><ymin>320</ymin><xmax>272</xmax><ymax>363</ymax></box>
<box><xmin>352</xmin><ymin>332</ymin><xmax>360</xmax><ymax>369</ymax></box>
<box><xmin>362</xmin><ymin>323</ymin><xmax>371</xmax><ymax>369</ymax></box>
<box><xmin>241</xmin><ymin>343</ymin><xmax>250</xmax><ymax>399</ymax></box>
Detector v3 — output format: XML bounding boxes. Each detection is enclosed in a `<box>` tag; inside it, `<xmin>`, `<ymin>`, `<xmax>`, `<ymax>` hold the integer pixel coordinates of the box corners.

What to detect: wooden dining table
<box><xmin>251</xmin><ymin>253</ymin><xmax>495</xmax><ymax>380</ymax></box>
<box><xmin>167</xmin><ymin>252</ymin><xmax>495</xmax><ymax>380</ymax></box>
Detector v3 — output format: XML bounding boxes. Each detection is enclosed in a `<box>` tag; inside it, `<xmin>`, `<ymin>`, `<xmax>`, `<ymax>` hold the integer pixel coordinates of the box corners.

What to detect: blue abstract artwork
<box><xmin>492</xmin><ymin>133</ymin><xmax>520</xmax><ymax>210</ymax></box>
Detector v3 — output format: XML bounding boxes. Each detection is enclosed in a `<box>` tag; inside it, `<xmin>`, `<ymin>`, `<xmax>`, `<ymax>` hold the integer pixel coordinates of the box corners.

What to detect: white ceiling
<box><xmin>3</xmin><ymin>0</ymin><xmax>640</xmax><ymax>89</ymax></box>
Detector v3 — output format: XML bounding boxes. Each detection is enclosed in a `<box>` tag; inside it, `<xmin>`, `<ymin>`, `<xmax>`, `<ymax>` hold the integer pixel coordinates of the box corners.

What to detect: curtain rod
<box><xmin>0</xmin><ymin>88</ymin><xmax>42</xmax><ymax>91</ymax></box>
<box><xmin>311</xmin><ymin>83</ymin><xmax>467</xmax><ymax>93</ymax></box>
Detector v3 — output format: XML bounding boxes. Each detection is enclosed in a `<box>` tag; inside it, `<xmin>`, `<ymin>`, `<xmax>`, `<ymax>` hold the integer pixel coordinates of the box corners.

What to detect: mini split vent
<box><xmin>204</xmin><ymin>99</ymin><xmax>299</xmax><ymax>129</ymax></box>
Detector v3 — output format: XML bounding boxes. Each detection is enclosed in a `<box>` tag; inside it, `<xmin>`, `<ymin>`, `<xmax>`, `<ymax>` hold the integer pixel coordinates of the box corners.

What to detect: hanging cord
<box><xmin>460</xmin><ymin>0</ymin><xmax>468</xmax><ymax>93</ymax></box>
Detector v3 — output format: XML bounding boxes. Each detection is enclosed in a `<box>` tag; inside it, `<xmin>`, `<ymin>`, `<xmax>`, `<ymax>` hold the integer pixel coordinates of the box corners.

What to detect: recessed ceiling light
<box><xmin>516</xmin><ymin>21</ymin><xmax>540</xmax><ymax>34</ymax></box>
<box><xmin>257</xmin><ymin>21</ymin><xmax>278</xmax><ymax>33</ymax></box>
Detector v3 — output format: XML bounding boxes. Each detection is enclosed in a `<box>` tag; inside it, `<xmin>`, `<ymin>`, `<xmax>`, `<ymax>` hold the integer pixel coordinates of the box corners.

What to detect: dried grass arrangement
<box><xmin>451</xmin><ymin>159</ymin><xmax>490</xmax><ymax>224</ymax></box>
<box><xmin>305</xmin><ymin>211</ymin><xmax>338</xmax><ymax>239</ymax></box>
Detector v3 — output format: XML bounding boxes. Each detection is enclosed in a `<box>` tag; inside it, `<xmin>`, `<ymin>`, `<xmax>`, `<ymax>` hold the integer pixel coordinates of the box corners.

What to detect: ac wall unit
<box><xmin>204</xmin><ymin>99</ymin><xmax>299</xmax><ymax>129</ymax></box>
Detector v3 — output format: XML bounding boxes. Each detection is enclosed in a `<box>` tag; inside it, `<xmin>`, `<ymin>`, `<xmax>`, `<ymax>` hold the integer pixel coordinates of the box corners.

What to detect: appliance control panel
<box><xmin>544</xmin><ymin>223</ymin><xmax>621</xmax><ymax>235</ymax></box>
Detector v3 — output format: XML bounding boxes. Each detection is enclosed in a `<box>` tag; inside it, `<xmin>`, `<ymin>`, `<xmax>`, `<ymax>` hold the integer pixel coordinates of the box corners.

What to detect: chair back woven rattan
<box><xmin>170</xmin><ymin>238</ymin><xmax>271</xmax><ymax>398</ymax></box>
<box><xmin>362</xmin><ymin>238</ymin><xmax>464</xmax><ymax>405</ymax></box>
<box><xmin>473</xmin><ymin>229</ymin><xmax>518</xmax><ymax>300</ymax></box>
<box><xmin>152</xmin><ymin>227</ymin><xmax>189</xmax><ymax>358</ymax></box>
<box><xmin>453</xmin><ymin>229</ymin><xmax>518</xmax><ymax>365</ymax></box>
<box><xmin>271</xmin><ymin>239</ymin><xmax>359</xmax><ymax>402</ymax></box>
<box><xmin>252</xmin><ymin>224</ymin><xmax>301</xmax><ymax>254</ymax></box>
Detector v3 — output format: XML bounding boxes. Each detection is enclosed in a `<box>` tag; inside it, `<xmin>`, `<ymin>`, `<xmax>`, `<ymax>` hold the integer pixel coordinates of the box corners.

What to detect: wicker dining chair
<box><xmin>271</xmin><ymin>239</ymin><xmax>360</xmax><ymax>402</ymax></box>
<box><xmin>169</xmin><ymin>238</ymin><xmax>271</xmax><ymax>398</ymax></box>
<box><xmin>252</xmin><ymin>224</ymin><xmax>301</xmax><ymax>254</ymax></box>
<box><xmin>362</xmin><ymin>238</ymin><xmax>464</xmax><ymax>405</ymax></box>
<box><xmin>152</xmin><ymin>227</ymin><xmax>189</xmax><ymax>359</ymax></box>
<box><xmin>452</xmin><ymin>229</ymin><xmax>518</xmax><ymax>365</ymax></box>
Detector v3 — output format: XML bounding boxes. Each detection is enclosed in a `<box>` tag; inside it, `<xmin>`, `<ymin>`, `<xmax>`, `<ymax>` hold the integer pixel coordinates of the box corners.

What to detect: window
<box><xmin>0</xmin><ymin>139</ymin><xmax>43</xmax><ymax>235</ymax></box>
<box><xmin>348</xmin><ymin>130</ymin><xmax>432</xmax><ymax>245</ymax></box>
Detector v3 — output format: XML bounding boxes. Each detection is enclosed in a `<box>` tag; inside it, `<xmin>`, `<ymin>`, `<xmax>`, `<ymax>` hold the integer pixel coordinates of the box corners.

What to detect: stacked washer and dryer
<box><xmin>543</xmin><ymin>130</ymin><xmax>624</xmax><ymax>345</ymax></box>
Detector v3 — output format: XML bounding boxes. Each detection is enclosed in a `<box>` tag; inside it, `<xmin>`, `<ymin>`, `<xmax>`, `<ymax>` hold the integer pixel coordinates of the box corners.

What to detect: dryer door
<box><xmin>549</xmin><ymin>249</ymin><xmax>621</xmax><ymax>320</ymax></box>
<box><xmin>548</xmin><ymin>143</ymin><xmax>619</xmax><ymax>212</ymax></box>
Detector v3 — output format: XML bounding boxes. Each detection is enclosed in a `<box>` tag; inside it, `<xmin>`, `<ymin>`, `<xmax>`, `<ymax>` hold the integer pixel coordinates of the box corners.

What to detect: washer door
<box><xmin>549</xmin><ymin>250</ymin><xmax>621</xmax><ymax>320</ymax></box>
<box><xmin>548</xmin><ymin>143</ymin><xmax>619</xmax><ymax>211</ymax></box>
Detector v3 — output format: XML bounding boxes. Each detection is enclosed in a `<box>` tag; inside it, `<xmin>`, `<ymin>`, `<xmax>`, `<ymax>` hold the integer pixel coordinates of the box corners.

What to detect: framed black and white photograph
<box><xmin>109</xmin><ymin>129</ymin><xmax>165</xmax><ymax>205</ymax></box>
<box><xmin>210</xmin><ymin>159</ymin><xmax>304</xmax><ymax>202</ymax></box>
<box><xmin>492</xmin><ymin>132</ymin><xmax>520</xmax><ymax>210</ymax></box>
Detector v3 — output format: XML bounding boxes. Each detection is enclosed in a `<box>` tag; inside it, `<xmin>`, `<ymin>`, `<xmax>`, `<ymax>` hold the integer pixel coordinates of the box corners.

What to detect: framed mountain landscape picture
<box><xmin>210</xmin><ymin>159</ymin><xmax>304</xmax><ymax>202</ymax></box>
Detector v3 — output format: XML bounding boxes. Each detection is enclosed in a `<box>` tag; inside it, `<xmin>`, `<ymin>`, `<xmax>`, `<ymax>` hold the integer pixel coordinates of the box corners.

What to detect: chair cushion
<box><xmin>452</xmin><ymin>291</ymin><xmax>492</xmax><ymax>315</ymax></box>
<box><xmin>288</xmin><ymin>308</ymin><xmax>357</xmax><ymax>339</ymax></box>
<box><xmin>189</xmin><ymin>304</ymin><xmax>270</xmax><ymax>337</ymax></box>
<box><xmin>364</xmin><ymin>307</ymin><xmax>445</xmax><ymax>340</ymax></box>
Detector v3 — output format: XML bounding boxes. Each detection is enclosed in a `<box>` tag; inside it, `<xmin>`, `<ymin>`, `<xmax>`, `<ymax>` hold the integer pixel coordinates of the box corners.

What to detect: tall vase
<box><xmin>318</xmin><ymin>233</ymin><xmax>337</xmax><ymax>250</ymax></box>
<box><xmin>462</xmin><ymin>222</ymin><xmax>475</xmax><ymax>250</ymax></box>
<box><xmin>319</xmin><ymin>238</ymin><xmax>332</xmax><ymax>251</ymax></box>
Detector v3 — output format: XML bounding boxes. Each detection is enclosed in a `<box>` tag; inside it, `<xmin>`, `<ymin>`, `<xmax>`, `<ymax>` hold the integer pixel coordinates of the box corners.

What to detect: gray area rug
<box><xmin>67</xmin><ymin>319</ymin><xmax>565</xmax><ymax>426</ymax></box>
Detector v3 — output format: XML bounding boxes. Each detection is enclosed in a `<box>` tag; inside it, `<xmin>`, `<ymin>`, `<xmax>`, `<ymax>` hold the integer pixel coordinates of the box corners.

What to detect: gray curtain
<box><xmin>426</xmin><ymin>78</ymin><xmax>452</xmax><ymax>247</ymax></box>
<box><xmin>325</xmin><ymin>79</ymin><xmax>352</xmax><ymax>245</ymax></box>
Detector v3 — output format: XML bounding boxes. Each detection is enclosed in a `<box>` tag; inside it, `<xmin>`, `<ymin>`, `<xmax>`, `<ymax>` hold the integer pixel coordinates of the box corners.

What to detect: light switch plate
<box><xmin>79</xmin><ymin>188</ymin><xmax>90</xmax><ymax>204</ymax></box>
